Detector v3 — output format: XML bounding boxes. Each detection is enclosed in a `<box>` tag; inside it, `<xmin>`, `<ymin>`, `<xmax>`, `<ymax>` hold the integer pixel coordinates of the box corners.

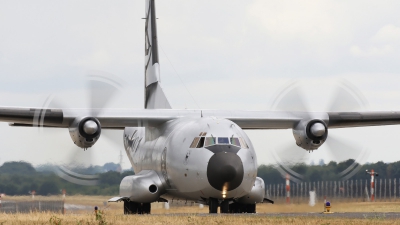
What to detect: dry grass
<box><xmin>1</xmin><ymin>195</ymin><xmax>400</xmax><ymax>224</ymax></box>
<box><xmin>257</xmin><ymin>202</ymin><xmax>400</xmax><ymax>213</ymax></box>
<box><xmin>0</xmin><ymin>211</ymin><xmax>397</xmax><ymax>225</ymax></box>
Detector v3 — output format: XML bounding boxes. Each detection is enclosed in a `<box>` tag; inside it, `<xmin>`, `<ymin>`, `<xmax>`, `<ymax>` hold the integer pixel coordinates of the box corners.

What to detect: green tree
<box><xmin>257</xmin><ymin>165</ymin><xmax>282</xmax><ymax>184</ymax></box>
<box><xmin>99</xmin><ymin>171</ymin><xmax>121</xmax><ymax>185</ymax></box>
<box><xmin>39</xmin><ymin>181</ymin><xmax>59</xmax><ymax>195</ymax></box>
<box><xmin>3</xmin><ymin>183</ymin><xmax>18</xmax><ymax>195</ymax></box>
<box><xmin>0</xmin><ymin>161</ymin><xmax>36</xmax><ymax>174</ymax></box>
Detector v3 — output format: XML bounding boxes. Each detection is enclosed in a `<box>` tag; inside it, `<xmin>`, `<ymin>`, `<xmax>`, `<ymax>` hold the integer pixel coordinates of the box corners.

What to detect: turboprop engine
<box><xmin>237</xmin><ymin>177</ymin><xmax>265</xmax><ymax>204</ymax></box>
<box><xmin>69</xmin><ymin>117</ymin><xmax>101</xmax><ymax>149</ymax></box>
<box><xmin>120</xmin><ymin>170</ymin><xmax>165</xmax><ymax>203</ymax></box>
<box><xmin>292</xmin><ymin>119</ymin><xmax>328</xmax><ymax>150</ymax></box>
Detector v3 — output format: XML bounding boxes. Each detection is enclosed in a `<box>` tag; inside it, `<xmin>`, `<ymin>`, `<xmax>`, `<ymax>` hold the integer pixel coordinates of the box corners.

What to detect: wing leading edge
<box><xmin>327</xmin><ymin>111</ymin><xmax>400</xmax><ymax>128</ymax></box>
<box><xmin>1</xmin><ymin>107</ymin><xmax>400</xmax><ymax>129</ymax></box>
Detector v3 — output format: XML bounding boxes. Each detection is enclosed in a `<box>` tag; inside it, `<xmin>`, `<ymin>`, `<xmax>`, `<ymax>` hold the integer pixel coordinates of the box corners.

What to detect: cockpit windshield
<box><xmin>218</xmin><ymin>137</ymin><xmax>229</xmax><ymax>144</ymax></box>
<box><xmin>190</xmin><ymin>134</ymin><xmax>249</xmax><ymax>149</ymax></box>
<box><xmin>230</xmin><ymin>137</ymin><xmax>241</xmax><ymax>147</ymax></box>
<box><xmin>205</xmin><ymin>137</ymin><xmax>216</xmax><ymax>146</ymax></box>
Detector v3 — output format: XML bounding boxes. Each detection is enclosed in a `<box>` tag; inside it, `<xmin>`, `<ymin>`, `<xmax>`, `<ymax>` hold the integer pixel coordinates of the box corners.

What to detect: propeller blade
<box><xmin>324</xmin><ymin>134</ymin><xmax>369</xmax><ymax>180</ymax></box>
<box><xmin>87</xmin><ymin>73</ymin><xmax>123</xmax><ymax>117</ymax></box>
<box><xmin>326</xmin><ymin>80</ymin><xmax>368</xmax><ymax>112</ymax></box>
<box><xmin>54</xmin><ymin>147</ymin><xmax>100</xmax><ymax>186</ymax></box>
<box><xmin>324</xmin><ymin>134</ymin><xmax>360</xmax><ymax>163</ymax></box>
<box><xmin>272</xmin><ymin>144</ymin><xmax>310</xmax><ymax>182</ymax></box>
<box><xmin>54</xmin><ymin>166</ymin><xmax>99</xmax><ymax>186</ymax></box>
<box><xmin>272</xmin><ymin>82</ymin><xmax>310</xmax><ymax>112</ymax></box>
<box><xmin>273</xmin><ymin>144</ymin><xmax>310</xmax><ymax>165</ymax></box>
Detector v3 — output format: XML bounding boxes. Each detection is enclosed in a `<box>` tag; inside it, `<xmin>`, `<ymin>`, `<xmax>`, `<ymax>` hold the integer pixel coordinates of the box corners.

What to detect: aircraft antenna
<box><xmin>160</xmin><ymin>46</ymin><xmax>200</xmax><ymax>109</ymax></box>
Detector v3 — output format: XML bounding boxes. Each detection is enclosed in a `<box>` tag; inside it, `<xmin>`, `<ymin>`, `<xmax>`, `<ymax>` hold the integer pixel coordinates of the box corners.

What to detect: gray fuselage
<box><xmin>123</xmin><ymin>117</ymin><xmax>258</xmax><ymax>201</ymax></box>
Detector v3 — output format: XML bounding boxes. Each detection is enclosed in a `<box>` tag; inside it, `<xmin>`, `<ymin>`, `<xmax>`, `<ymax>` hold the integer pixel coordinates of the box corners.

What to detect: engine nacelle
<box><xmin>236</xmin><ymin>177</ymin><xmax>265</xmax><ymax>204</ymax></box>
<box><xmin>120</xmin><ymin>170</ymin><xmax>165</xmax><ymax>203</ymax></box>
<box><xmin>69</xmin><ymin>117</ymin><xmax>101</xmax><ymax>149</ymax></box>
<box><xmin>293</xmin><ymin>119</ymin><xmax>328</xmax><ymax>150</ymax></box>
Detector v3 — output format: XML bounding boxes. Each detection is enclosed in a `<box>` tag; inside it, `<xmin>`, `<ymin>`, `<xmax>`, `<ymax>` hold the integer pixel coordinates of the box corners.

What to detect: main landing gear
<box><xmin>123</xmin><ymin>200</ymin><xmax>151</xmax><ymax>214</ymax></box>
<box><xmin>208</xmin><ymin>198</ymin><xmax>256</xmax><ymax>214</ymax></box>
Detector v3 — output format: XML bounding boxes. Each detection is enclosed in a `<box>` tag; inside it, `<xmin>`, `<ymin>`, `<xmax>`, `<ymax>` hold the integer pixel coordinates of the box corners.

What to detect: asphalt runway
<box><xmin>155</xmin><ymin>212</ymin><xmax>400</xmax><ymax>219</ymax></box>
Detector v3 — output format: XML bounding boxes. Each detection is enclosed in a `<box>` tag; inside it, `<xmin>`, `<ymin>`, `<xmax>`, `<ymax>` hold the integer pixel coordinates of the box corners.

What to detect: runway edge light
<box><xmin>323</xmin><ymin>197</ymin><xmax>333</xmax><ymax>214</ymax></box>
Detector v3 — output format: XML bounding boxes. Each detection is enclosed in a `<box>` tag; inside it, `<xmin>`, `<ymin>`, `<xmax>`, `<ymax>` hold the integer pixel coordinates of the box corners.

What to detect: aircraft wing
<box><xmin>204</xmin><ymin>110</ymin><xmax>400</xmax><ymax>129</ymax></box>
<box><xmin>2</xmin><ymin>107</ymin><xmax>400</xmax><ymax>129</ymax></box>
<box><xmin>0</xmin><ymin>107</ymin><xmax>187</xmax><ymax>128</ymax></box>
<box><xmin>325</xmin><ymin>111</ymin><xmax>400</xmax><ymax>128</ymax></box>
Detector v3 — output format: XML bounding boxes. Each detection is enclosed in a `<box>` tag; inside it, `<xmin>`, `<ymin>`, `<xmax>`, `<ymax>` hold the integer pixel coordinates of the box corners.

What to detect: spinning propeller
<box><xmin>271</xmin><ymin>80</ymin><xmax>371</xmax><ymax>182</ymax></box>
<box><xmin>39</xmin><ymin>72</ymin><xmax>125</xmax><ymax>185</ymax></box>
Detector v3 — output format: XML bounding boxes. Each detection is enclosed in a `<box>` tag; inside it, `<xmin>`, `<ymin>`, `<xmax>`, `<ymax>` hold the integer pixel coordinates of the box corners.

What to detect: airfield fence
<box><xmin>0</xmin><ymin>200</ymin><xmax>64</xmax><ymax>214</ymax></box>
<box><xmin>266</xmin><ymin>178</ymin><xmax>400</xmax><ymax>204</ymax></box>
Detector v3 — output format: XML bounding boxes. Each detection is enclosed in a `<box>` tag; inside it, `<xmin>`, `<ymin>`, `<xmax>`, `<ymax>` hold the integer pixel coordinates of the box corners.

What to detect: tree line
<box><xmin>258</xmin><ymin>159</ymin><xmax>400</xmax><ymax>185</ymax></box>
<box><xmin>0</xmin><ymin>161</ymin><xmax>133</xmax><ymax>196</ymax></box>
<box><xmin>0</xmin><ymin>159</ymin><xmax>399</xmax><ymax>195</ymax></box>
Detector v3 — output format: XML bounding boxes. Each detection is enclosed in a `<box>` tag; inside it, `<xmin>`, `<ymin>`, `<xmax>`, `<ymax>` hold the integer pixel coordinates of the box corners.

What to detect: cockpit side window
<box><xmin>238</xmin><ymin>137</ymin><xmax>249</xmax><ymax>149</ymax></box>
<box><xmin>190</xmin><ymin>137</ymin><xmax>200</xmax><ymax>148</ymax></box>
<box><xmin>218</xmin><ymin>137</ymin><xmax>229</xmax><ymax>144</ymax></box>
<box><xmin>230</xmin><ymin>137</ymin><xmax>241</xmax><ymax>147</ymax></box>
<box><xmin>196</xmin><ymin>137</ymin><xmax>205</xmax><ymax>148</ymax></box>
<box><xmin>204</xmin><ymin>137</ymin><xmax>216</xmax><ymax>146</ymax></box>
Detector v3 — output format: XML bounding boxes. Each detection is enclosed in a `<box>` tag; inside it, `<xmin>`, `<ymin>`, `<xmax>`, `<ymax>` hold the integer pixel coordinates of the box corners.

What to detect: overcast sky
<box><xmin>1</xmin><ymin>0</ymin><xmax>400</xmax><ymax>169</ymax></box>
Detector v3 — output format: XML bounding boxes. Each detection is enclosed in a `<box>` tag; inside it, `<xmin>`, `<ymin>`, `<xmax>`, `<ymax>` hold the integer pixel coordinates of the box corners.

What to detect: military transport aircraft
<box><xmin>1</xmin><ymin>0</ymin><xmax>400</xmax><ymax>214</ymax></box>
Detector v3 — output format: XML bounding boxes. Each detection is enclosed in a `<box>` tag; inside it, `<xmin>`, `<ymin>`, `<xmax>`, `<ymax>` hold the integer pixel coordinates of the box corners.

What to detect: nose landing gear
<box><xmin>208</xmin><ymin>198</ymin><xmax>219</xmax><ymax>213</ymax></box>
<box><xmin>208</xmin><ymin>198</ymin><xmax>256</xmax><ymax>214</ymax></box>
<box><xmin>220</xmin><ymin>200</ymin><xmax>229</xmax><ymax>213</ymax></box>
<box><xmin>228</xmin><ymin>202</ymin><xmax>256</xmax><ymax>213</ymax></box>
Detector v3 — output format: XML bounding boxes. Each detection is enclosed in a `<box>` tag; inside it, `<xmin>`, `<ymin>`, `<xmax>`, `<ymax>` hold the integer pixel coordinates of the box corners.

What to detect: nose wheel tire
<box><xmin>209</xmin><ymin>198</ymin><xmax>218</xmax><ymax>213</ymax></box>
<box><xmin>246</xmin><ymin>204</ymin><xmax>256</xmax><ymax>213</ymax></box>
<box><xmin>207</xmin><ymin>199</ymin><xmax>255</xmax><ymax>214</ymax></box>
<box><xmin>227</xmin><ymin>202</ymin><xmax>256</xmax><ymax>213</ymax></box>
<box><xmin>220</xmin><ymin>200</ymin><xmax>229</xmax><ymax>213</ymax></box>
<box><xmin>131</xmin><ymin>202</ymin><xmax>139</xmax><ymax>214</ymax></box>
<box><xmin>142</xmin><ymin>203</ymin><xmax>151</xmax><ymax>214</ymax></box>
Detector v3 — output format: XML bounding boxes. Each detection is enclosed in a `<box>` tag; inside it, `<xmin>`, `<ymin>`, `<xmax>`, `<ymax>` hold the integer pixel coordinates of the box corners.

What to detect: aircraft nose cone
<box><xmin>207</xmin><ymin>152</ymin><xmax>244</xmax><ymax>191</ymax></box>
<box><xmin>220</xmin><ymin>164</ymin><xmax>236</xmax><ymax>181</ymax></box>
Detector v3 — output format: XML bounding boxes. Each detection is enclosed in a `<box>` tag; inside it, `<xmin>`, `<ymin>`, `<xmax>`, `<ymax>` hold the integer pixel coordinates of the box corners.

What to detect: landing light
<box><xmin>222</xmin><ymin>185</ymin><xmax>228</xmax><ymax>198</ymax></box>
